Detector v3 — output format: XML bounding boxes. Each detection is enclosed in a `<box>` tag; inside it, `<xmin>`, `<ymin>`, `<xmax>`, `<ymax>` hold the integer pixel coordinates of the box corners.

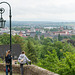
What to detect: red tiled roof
<box><xmin>22</xmin><ymin>36</ymin><xmax>28</xmax><ymax>38</ymax></box>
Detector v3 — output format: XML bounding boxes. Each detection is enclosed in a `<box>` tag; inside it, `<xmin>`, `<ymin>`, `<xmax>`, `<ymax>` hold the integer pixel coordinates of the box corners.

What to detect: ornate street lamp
<box><xmin>0</xmin><ymin>8</ymin><xmax>6</xmax><ymax>28</ymax></box>
<box><xmin>0</xmin><ymin>2</ymin><xmax>12</xmax><ymax>75</ymax></box>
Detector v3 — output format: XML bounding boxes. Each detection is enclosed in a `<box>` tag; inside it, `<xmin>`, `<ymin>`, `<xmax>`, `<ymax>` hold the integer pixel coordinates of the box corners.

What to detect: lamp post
<box><xmin>0</xmin><ymin>2</ymin><xmax>12</xmax><ymax>75</ymax></box>
<box><xmin>0</xmin><ymin>8</ymin><xmax>6</xmax><ymax>28</ymax></box>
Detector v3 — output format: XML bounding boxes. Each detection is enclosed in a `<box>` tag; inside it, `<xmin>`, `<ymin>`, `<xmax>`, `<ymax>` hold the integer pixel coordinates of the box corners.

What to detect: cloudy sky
<box><xmin>0</xmin><ymin>0</ymin><xmax>75</xmax><ymax>21</ymax></box>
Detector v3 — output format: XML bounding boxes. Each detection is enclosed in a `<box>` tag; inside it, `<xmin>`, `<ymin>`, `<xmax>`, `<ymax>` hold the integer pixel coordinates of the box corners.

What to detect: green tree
<box><xmin>34</xmin><ymin>34</ymin><xmax>38</xmax><ymax>40</ymax></box>
<box><xmin>0</xmin><ymin>33</ymin><xmax>15</xmax><ymax>44</ymax></box>
<box><xmin>37</xmin><ymin>50</ymin><xmax>59</xmax><ymax>72</ymax></box>
<box><xmin>58</xmin><ymin>34</ymin><xmax>63</xmax><ymax>41</ymax></box>
<box><xmin>40</xmin><ymin>35</ymin><xmax>44</xmax><ymax>40</ymax></box>
<box><xmin>13</xmin><ymin>35</ymin><xmax>25</xmax><ymax>45</ymax></box>
<box><xmin>26</xmin><ymin>40</ymin><xmax>37</xmax><ymax>63</ymax></box>
<box><xmin>57</xmin><ymin>52</ymin><xmax>75</xmax><ymax>75</ymax></box>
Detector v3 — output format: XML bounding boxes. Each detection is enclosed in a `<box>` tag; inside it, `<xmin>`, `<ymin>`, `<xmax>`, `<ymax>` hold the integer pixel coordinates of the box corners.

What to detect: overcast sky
<box><xmin>0</xmin><ymin>0</ymin><xmax>75</xmax><ymax>21</ymax></box>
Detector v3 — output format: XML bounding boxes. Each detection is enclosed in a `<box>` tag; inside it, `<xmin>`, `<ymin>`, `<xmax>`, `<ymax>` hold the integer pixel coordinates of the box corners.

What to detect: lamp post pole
<box><xmin>0</xmin><ymin>2</ymin><xmax>12</xmax><ymax>75</ymax></box>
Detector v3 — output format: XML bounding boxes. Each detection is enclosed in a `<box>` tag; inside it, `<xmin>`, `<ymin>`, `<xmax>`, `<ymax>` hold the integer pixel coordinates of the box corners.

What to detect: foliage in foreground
<box><xmin>0</xmin><ymin>33</ymin><xmax>75</xmax><ymax>75</ymax></box>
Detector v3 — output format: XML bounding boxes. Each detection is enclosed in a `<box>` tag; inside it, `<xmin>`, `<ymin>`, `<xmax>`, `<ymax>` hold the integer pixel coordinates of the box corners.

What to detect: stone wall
<box><xmin>0</xmin><ymin>63</ymin><xmax>59</xmax><ymax>75</ymax></box>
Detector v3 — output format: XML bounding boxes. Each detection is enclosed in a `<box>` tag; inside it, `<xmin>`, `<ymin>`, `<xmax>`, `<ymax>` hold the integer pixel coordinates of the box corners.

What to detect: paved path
<box><xmin>0</xmin><ymin>71</ymin><xmax>19</xmax><ymax>75</ymax></box>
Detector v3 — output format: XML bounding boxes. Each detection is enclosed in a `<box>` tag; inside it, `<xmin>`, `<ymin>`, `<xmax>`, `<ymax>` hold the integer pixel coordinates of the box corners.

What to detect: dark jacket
<box><xmin>5</xmin><ymin>54</ymin><xmax>11</xmax><ymax>63</ymax></box>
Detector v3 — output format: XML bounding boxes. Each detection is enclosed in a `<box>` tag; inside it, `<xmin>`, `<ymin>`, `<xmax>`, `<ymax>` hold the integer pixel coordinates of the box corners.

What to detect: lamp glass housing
<box><xmin>0</xmin><ymin>18</ymin><xmax>6</xmax><ymax>28</ymax></box>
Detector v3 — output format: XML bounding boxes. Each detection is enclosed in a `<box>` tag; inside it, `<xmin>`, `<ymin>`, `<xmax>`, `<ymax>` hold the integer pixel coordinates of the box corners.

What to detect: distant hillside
<box><xmin>5</xmin><ymin>21</ymin><xmax>75</xmax><ymax>27</ymax></box>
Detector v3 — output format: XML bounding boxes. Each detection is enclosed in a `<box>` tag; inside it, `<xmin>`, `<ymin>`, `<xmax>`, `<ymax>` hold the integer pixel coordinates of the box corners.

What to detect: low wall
<box><xmin>0</xmin><ymin>63</ymin><xmax>59</xmax><ymax>75</ymax></box>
